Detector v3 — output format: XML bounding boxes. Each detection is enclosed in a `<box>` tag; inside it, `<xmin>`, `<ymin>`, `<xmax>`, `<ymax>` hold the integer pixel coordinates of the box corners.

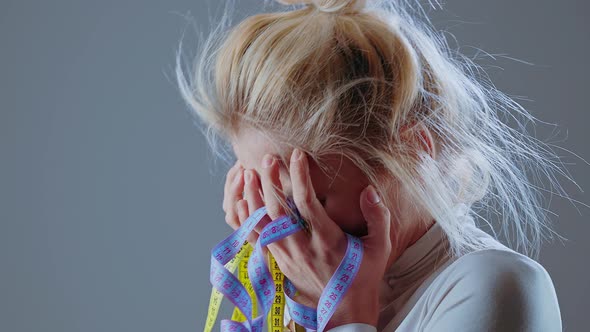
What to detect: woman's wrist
<box><xmin>324</xmin><ymin>310</ymin><xmax>378</xmax><ymax>331</ymax></box>
<box><xmin>325</xmin><ymin>315</ymin><xmax>377</xmax><ymax>331</ymax></box>
<box><xmin>323</xmin><ymin>294</ymin><xmax>379</xmax><ymax>330</ymax></box>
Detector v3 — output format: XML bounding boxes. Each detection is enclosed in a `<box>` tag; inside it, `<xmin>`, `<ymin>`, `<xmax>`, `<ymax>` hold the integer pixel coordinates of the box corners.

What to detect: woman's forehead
<box><xmin>230</xmin><ymin>127</ymin><xmax>355</xmax><ymax>185</ymax></box>
<box><xmin>230</xmin><ymin>129</ymin><xmax>290</xmax><ymax>171</ymax></box>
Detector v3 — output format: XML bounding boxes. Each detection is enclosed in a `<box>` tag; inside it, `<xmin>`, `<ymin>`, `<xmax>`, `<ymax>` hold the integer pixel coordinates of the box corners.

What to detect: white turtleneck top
<box><xmin>285</xmin><ymin>219</ymin><xmax>562</xmax><ymax>332</ymax></box>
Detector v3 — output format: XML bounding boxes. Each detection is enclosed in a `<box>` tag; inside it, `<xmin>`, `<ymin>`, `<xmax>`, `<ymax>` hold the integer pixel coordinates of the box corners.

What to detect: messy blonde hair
<box><xmin>175</xmin><ymin>0</ymin><xmax>580</xmax><ymax>258</ymax></box>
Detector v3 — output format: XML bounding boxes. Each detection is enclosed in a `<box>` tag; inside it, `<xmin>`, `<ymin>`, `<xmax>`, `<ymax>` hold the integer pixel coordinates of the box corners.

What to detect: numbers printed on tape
<box><xmin>232</xmin><ymin>243</ymin><xmax>258</xmax><ymax>322</ymax></box>
<box><xmin>206</xmin><ymin>242</ymin><xmax>251</xmax><ymax>332</ymax></box>
<box><xmin>206</xmin><ymin>197</ymin><xmax>364</xmax><ymax>332</ymax></box>
<box><xmin>267</xmin><ymin>253</ymin><xmax>285</xmax><ymax>332</ymax></box>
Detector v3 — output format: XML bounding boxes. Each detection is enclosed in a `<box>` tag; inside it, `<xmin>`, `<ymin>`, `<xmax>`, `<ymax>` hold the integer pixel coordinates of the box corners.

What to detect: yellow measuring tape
<box><xmin>230</xmin><ymin>243</ymin><xmax>258</xmax><ymax>323</ymax></box>
<box><xmin>205</xmin><ymin>242</ymin><xmax>305</xmax><ymax>332</ymax></box>
<box><xmin>266</xmin><ymin>252</ymin><xmax>285</xmax><ymax>332</ymax></box>
<box><xmin>204</xmin><ymin>241</ymin><xmax>251</xmax><ymax>332</ymax></box>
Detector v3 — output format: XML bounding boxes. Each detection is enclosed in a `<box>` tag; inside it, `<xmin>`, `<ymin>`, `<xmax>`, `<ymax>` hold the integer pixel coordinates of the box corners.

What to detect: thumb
<box><xmin>359</xmin><ymin>185</ymin><xmax>392</xmax><ymax>255</ymax></box>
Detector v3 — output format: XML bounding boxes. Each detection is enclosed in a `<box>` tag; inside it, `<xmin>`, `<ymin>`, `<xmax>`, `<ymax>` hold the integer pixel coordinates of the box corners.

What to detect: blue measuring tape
<box><xmin>210</xmin><ymin>197</ymin><xmax>363</xmax><ymax>332</ymax></box>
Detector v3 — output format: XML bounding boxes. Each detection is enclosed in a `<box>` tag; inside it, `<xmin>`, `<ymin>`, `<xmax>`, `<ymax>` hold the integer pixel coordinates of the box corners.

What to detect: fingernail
<box><xmin>262</xmin><ymin>154</ymin><xmax>274</xmax><ymax>168</ymax></box>
<box><xmin>367</xmin><ymin>185</ymin><xmax>381</xmax><ymax>205</ymax></box>
<box><xmin>245</xmin><ymin>169</ymin><xmax>252</xmax><ymax>182</ymax></box>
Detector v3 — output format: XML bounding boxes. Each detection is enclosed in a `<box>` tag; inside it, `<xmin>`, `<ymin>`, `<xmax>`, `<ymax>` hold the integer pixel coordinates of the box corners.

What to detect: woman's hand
<box><xmin>237</xmin><ymin>148</ymin><xmax>393</xmax><ymax>330</ymax></box>
<box><xmin>222</xmin><ymin>160</ymin><xmax>260</xmax><ymax>245</ymax></box>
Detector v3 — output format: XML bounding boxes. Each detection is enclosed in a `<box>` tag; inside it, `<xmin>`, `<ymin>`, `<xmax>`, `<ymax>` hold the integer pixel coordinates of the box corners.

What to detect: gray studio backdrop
<box><xmin>1</xmin><ymin>0</ymin><xmax>588</xmax><ymax>331</ymax></box>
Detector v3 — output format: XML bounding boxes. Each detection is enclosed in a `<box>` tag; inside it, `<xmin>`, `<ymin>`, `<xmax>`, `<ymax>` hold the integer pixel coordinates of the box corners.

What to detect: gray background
<box><xmin>1</xmin><ymin>0</ymin><xmax>588</xmax><ymax>331</ymax></box>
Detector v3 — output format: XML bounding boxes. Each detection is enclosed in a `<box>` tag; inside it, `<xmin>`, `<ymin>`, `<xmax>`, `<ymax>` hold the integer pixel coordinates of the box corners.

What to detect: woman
<box><xmin>176</xmin><ymin>0</ymin><xmax>565</xmax><ymax>330</ymax></box>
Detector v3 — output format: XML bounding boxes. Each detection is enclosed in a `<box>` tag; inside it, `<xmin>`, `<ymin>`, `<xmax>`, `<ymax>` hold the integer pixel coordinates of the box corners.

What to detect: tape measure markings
<box><xmin>208</xmin><ymin>197</ymin><xmax>364</xmax><ymax>332</ymax></box>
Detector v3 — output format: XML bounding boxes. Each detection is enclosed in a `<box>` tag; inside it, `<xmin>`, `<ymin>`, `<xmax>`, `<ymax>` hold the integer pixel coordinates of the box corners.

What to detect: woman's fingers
<box><xmin>289</xmin><ymin>148</ymin><xmax>340</xmax><ymax>244</ymax></box>
<box><xmin>359</xmin><ymin>185</ymin><xmax>392</xmax><ymax>259</ymax></box>
<box><xmin>259</xmin><ymin>153</ymin><xmax>308</xmax><ymax>249</ymax></box>
<box><xmin>259</xmin><ymin>154</ymin><xmax>284</xmax><ymax>218</ymax></box>
<box><xmin>223</xmin><ymin>163</ymin><xmax>244</xmax><ymax>231</ymax></box>
<box><xmin>236</xmin><ymin>199</ymin><xmax>259</xmax><ymax>244</ymax></box>
<box><xmin>243</xmin><ymin>168</ymin><xmax>267</xmax><ymax>236</ymax></box>
<box><xmin>223</xmin><ymin>162</ymin><xmax>243</xmax><ymax>214</ymax></box>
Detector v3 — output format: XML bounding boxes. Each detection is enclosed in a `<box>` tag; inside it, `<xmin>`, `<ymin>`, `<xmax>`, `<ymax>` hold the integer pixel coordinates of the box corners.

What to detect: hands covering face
<box><xmin>222</xmin><ymin>148</ymin><xmax>392</xmax><ymax>328</ymax></box>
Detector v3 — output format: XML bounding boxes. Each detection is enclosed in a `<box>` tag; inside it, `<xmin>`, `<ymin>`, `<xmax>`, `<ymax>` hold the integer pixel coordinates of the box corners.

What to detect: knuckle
<box><xmin>225</xmin><ymin>170</ymin><xmax>234</xmax><ymax>183</ymax></box>
<box><xmin>236</xmin><ymin>200</ymin><xmax>246</xmax><ymax>217</ymax></box>
<box><xmin>267</xmin><ymin>207</ymin><xmax>280</xmax><ymax>221</ymax></box>
<box><xmin>225</xmin><ymin>213</ymin><xmax>238</xmax><ymax>229</ymax></box>
<box><xmin>385</xmin><ymin>206</ymin><xmax>391</xmax><ymax>217</ymax></box>
<box><xmin>302</xmin><ymin>192</ymin><xmax>315</xmax><ymax>206</ymax></box>
<box><xmin>331</xmin><ymin>235</ymin><xmax>347</xmax><ymax>256</ymax></box>
<box><xmin>294</xmin><ymin>193</ymin><xmax>313</xmax><ymax>214</ymax></box>
<box><xmin>385</xmin><ymin>239</ymin><xmax>393</xmax><ymax>254</ymax></box>
<box><xmin>380</xmin><ymin>205</ymin><xmax>391</xmax><ymax>218</ymax></box>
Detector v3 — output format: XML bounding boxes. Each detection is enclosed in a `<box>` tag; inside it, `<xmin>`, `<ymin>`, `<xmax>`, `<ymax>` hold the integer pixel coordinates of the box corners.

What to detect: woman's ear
<box><xmin>417</xmin><ymin>122</ymin><xmax>436</xmax><ymax>159</ymax></box>
<box><xmin>400</xmin><ymin>121</ymin><xmax>436</xmax><ymax>160</ymax></box>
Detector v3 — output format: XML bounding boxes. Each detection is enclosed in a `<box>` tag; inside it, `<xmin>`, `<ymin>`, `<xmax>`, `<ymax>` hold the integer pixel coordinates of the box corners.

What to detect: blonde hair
<box><xmin>175</xmin><ymin>0</ymin><xmax>581</xmax><ymax>258</ymax></box>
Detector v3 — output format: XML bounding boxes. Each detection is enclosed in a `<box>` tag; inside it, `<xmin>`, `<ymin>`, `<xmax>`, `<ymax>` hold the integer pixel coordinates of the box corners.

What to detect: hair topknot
<box><xmin>275</xmin><ymin>0</ymin><xmax>367</xmax><ymax>14</ymax></box>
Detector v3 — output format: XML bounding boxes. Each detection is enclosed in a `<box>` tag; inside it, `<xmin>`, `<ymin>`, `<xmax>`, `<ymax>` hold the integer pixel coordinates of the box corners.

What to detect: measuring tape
<box><xmin>266</xmin><ymin>252</ymin><xmax>286</xmax><ymax>332</ymax></box>
<box><xmin>206</xmin><ymin>197</ymin><xmax>363</xmax><ymax>332</ymax></box>
<box><xmin>230</xmin><ymin>243</ymin><xmax>257</xmax><ymax>322</ymax></box>
<box><xmin>205</xmin><ymin>241</ymin><xmax>254</xmax><ymax>332</ymax></box>
<box><xmin>208</xmin><ymin>243</ymin><xmax>293</xmax><ymax>332</ymax></box>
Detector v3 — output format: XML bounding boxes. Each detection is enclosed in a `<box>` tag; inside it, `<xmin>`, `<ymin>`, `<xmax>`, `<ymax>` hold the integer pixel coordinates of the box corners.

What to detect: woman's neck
<box><xmin>384</xmin><ymin>217</ymin><xmax>436</xmax><ymax>274</ymax></box>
